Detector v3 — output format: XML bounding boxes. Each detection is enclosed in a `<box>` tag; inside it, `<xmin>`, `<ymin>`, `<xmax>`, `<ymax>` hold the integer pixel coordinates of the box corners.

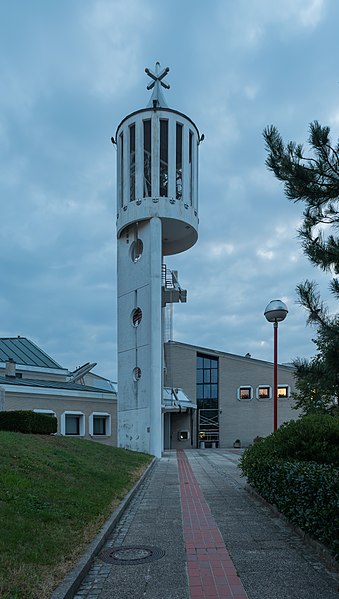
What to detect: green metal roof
<box><xmin>0</xmin><ymin>337</ymin><xmax>63</xmax><ymax>369</ymax></box>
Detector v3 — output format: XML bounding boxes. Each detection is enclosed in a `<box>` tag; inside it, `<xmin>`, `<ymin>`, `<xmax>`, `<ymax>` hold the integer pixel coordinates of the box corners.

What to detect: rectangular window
<box><xmin>196</xmin><ymin>385</ymin><xmax>204</xmax><ymax>400</ymax></box>
<box><xmin>203</xmin><ymin>369</ymin><xmax>211</xmax><ymax>383</ymax></box>
<box><xmin>90</xmin><ymin>413</ymin><xmax>111</xmax><ymax>436</ymax></box>
<box><xmin>278</xmin><ymin>386</ymin><xmax>289</xmax><ymax>398</ymax></box>
<box><xmin>160</xmin><ymin>119</ymin><xmax>168</xmax><ymax>197</ymax></box>
<box><xmin>143</xmin><ymin>120</ymin><xmax>151</xmax><ymax>197</ymax></box>
<box><xmin>211</xmin><ymin>384</ymin><xmax>218</xmax><ymax>399</ymax></box>
<box><xmin>211</xmin><ymin>369</ymin><xmax>218</xmax><ymax>383</ymax></box>
<box><xmin>196</xmin><ymin>369</ymin><xmax>203</xmax><ymax>384</ymax></box>
<box><xmin>176</xmin><ymin>123</ymin><xmax>183</xmax><ymax>200</ymax></box>
<box><xmin>65</xmin><ymin>415</ymin><xmax>80</xmax><ymax>435</ymax></box>
<box><xmin>119</xmin><ymin>132</ymin><xmax>124</xmax><ymax>207</ymax></box>
<box><xmin>238</xmin><ymin>387</ymin><xmax>252</xmax><ymax>400</ymax></box>
<box><xmin>189</xmin><ymin>130</ymin><xmax>193</xmax><ymax>205</ymax></box>
<box><xmin>258</xmin><ymin>386</ymin><xmax>271</xmax><ymax>399</ymax></box>
<box><xmin>129</xmin><ymin>124</ymin><xmax>135</xmax><ymax>201</ymax></box>
<box><xmin>93</xmin><ymin>416</ymin><xmax>106</xmax><ymax>435</ymax></box>
<box><xmin>197</xmin><ymin>355</ymin><xmax>204</xmax><ymax>368</ymax></box>
<box><xmin>196</xmin><ymin>353</ymin><xmax>219</xmax><ymax>410</ymax></box>
<box><xmin>203</xmin><ymin>384</ymin><xmax>211</xmax><ymax>399</ymax></box>
<box><xmin>61</xmin><ymin>411</ymin><xmax>84</xmax><ymax>436</ymax></box>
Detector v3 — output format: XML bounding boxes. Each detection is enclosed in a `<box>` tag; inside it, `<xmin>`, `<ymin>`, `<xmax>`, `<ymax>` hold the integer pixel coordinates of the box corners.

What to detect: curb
<box><xmin>245</xmin><ymin>483</ymin><xmax>339</xmax><ymax>575</ymax></box>
<box><xmin>51</xmin><ymin>457</ymin><xmax>157</xmax><ymax>599</ymax></box>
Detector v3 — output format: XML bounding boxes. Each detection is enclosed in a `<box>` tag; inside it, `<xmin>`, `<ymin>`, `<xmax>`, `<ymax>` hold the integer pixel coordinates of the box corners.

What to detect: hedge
<box><xmin>0</xmin><ymin>410</ymin><xmax>57</xmax><ymax>434</ymax></box>
<box><xmin>246</xmin><ymin>414</ymin><xmax>339</xmax><ymax>465</ymax></box>
<box><xmin>239</xmin><ymin>456</ymin><xmax>339</xmax><ymax>557</ymax></box>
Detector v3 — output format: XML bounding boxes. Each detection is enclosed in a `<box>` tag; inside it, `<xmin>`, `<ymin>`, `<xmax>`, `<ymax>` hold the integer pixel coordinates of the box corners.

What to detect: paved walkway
<box><xmin>73</xmin><ymin>450</ymin><xmax>337</xmax><ymax>599</ymax></box>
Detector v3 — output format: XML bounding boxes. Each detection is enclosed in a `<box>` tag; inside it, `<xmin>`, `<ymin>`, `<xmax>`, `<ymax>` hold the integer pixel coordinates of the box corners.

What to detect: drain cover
<box><xmin>100</xmin><ymin>545</ymin><xmax>165</xmax><ymax>565</ymax></box>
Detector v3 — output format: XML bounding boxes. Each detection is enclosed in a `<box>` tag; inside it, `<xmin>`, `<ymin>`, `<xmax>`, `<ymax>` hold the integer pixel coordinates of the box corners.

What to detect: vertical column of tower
<box><xmin>115</xmin><ymin>63</ymin><xmax>201</xmax><ymax>457</ymax></box>
<box><xmin>117</xmin><ymin>218</ymin><xmax>162</xmax><ymax>455</ymax></box>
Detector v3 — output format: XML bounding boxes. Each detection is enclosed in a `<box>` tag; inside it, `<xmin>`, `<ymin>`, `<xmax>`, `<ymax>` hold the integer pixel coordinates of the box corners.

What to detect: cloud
<box><xmin>0</xmin><ymin>0</ymin><xmax>338</xmax><ymax>381</ymax></box>
<box><xmin>217</xmin><ymin>0</ymin><xmax>326</xmax><ymax>50</ymax></box>
<box><xmin>79</xmin><ymin>0</ymin><xmax>154</xmax><ymax>100</ymax></box>
<box><xmin>204</xmin><ymin>242</ymin><xmax>235</xmax><ymax>259</ymax></box>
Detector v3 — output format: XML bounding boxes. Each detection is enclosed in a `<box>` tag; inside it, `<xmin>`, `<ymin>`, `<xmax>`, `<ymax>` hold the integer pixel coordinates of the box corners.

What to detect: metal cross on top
<box><xmin>145</xmin><ymin>62</ymin><xmax>170</xmax><ymax>108</ymax></box>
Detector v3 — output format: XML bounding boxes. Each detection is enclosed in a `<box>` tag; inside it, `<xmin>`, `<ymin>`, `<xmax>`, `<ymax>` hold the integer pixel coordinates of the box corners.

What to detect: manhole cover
<box><xmin>99</xmin><ymin>545</ymin><xmax>165</xmax><ymax>565</ymax></box>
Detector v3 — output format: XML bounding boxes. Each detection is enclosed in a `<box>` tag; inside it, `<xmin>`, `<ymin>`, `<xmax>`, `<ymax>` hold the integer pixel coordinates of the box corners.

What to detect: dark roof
<box><xmin>0</xmin><ymin>338</ymin><xmax>63</xmax><ymax>369</ymax></box>
<box><xmin>0</xmin><ymin>375</ymin><xmax>115</xmax><ymax>395</ymax></box>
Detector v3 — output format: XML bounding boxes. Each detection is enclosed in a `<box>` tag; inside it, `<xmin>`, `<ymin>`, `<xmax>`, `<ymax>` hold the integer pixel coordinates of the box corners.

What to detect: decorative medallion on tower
<box><xmin>115</xmin><ymin>63</ymin><xmax>201</xmax><ymax>457</ymax></box>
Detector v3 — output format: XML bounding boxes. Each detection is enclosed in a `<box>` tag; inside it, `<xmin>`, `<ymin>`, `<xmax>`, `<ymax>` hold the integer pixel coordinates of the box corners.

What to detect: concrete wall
<box><xmin>164</xmin><ymin>342</ymin><xmax>196</xmax><ymax>399</ymax></box>
<box><xmin>164</xmin><ymin>343</ymin><xmax>197</xmax><ymax>446</ymax></box>
<box><xmin>117</xmin><ymin>218</ymin><xmax>163</xmax><ymax>456</ymax></box>
<box><xmin>170</xmin><ymin>411</ymin><xmax>192</xmax><ymax>450</ymax></box>
<box><xmin>218</xmin><ymin>353</ymin><xmax>296</xmax><ymax>447</ymax></box>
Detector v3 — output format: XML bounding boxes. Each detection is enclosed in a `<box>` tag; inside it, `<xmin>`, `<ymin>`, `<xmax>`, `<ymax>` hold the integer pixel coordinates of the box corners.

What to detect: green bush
<box><xmin>240</xmin><ymin>456</ymin><xmax>339</xmax><ymax>557</ymax></box>
<box><xmin>239</xmin><ymin>414</ymin><xmax>339</xmax><ymax>557</ymax></box>
<box><xmin>0</xmin><ymin>411</ymin><xmax>57</xmax><ymax>434</ymax></box>
<box><xmin>246</xmin><ymin>414</ymin><xmax>339</xmax><ymax>465</ymax></box>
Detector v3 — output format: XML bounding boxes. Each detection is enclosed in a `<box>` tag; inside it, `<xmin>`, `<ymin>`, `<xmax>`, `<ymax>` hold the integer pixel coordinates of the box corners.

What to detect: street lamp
<box><xmin>264</xmin><ymin>300</ymin><xmax>288</xmax><ymax>432</ymax></box>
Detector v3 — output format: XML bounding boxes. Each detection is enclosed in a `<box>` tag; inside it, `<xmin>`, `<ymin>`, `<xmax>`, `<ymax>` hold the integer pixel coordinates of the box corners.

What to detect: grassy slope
<box><xmin>0</xmin><ymin>431</ymin><xmax>152</xmax><ymax>599</ymax></box>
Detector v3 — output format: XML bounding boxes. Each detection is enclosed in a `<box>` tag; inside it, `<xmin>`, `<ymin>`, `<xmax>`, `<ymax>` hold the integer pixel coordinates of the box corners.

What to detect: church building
<box><xmin>114</xmin><ymin>64</ymin><xmax>296</xmax><ymax>457</ymax></box>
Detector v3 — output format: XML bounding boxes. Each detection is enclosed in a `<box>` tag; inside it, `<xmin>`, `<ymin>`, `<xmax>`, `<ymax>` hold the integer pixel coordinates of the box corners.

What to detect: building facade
<box><xmin>0</xmin><ymin>337</ymin><xmax>117</xmax><ymax>445</ymax></box>
<box><xmin>0</xmin><ymin>337</ymin><xmax>297</xmax><ymax>451</ymax></box>
<box><xmin>164</xmin><ymin>341</ymin><xmax>297</xmax><ymax>449</ymax></box>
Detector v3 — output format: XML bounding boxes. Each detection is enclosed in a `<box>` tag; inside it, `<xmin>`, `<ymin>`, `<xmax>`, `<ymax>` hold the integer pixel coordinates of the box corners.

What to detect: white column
<box><xmin>117</xmin><ymin>217</ymin><xmax>163</xmax><ymax>457</ymax></box>
<box><xmin>149</xmin><ymin>216</ymin><xmax>163</xmax><ymax>457</ymax></box>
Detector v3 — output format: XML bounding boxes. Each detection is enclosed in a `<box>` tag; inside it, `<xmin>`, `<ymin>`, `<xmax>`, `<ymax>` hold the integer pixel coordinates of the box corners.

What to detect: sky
<box><xmin>1</xmin><ymin>0</ymin><xmax>338</xmax><ymax>380</ymax></box>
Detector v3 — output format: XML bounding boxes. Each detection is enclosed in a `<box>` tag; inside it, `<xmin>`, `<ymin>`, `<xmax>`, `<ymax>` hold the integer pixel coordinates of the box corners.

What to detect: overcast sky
<box><xmin>1</xmin><ymin>0</ymin><xmax>338</xmax><ymax>380</ymax></box>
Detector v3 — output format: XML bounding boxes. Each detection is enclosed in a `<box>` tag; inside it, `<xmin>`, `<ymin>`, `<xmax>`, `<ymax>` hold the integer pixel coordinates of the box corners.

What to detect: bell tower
<box><xmin>115</xmin><ymin>63</ymin><xmax>201</xmax><ymax>456</ymax></box>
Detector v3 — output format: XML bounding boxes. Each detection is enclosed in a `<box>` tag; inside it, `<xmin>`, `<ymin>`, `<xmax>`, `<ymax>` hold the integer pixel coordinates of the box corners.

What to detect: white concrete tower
<box><xmin>115</xmin><ymin>63</ymin><xmax>201</xmax><ymax>457</ymax></box>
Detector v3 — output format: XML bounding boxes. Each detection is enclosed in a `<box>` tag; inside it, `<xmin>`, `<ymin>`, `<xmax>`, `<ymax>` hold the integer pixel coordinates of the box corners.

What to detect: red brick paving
<box><xmin>177</xmin><ymin>450</ymin><xmax>249</xmax><ymax>599</ymax></box>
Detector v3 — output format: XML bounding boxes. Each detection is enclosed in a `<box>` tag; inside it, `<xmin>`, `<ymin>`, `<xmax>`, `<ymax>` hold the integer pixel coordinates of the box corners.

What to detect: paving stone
<box><xmin>71</xmin><ymin>450</ymin><xmax>337</xmax><ymax>599</ymax></box>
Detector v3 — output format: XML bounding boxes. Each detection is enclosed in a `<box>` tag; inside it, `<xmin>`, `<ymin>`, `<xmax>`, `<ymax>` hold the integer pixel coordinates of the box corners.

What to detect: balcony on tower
<box><xmin>162</xmin><ymin>264</ymin><xmax>187</xmax><ymax>306</ymax></box>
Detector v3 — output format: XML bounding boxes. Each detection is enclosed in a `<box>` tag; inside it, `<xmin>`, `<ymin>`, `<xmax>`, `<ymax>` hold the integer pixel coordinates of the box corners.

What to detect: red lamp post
<box><xmin>264</xmin><ymin>300</ymin><xmax>288</xmax><ymax>432</ymax></box>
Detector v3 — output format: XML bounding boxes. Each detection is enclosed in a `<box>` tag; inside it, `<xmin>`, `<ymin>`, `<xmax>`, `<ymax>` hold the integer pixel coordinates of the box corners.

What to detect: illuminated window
<box><xmin>257</xmin><ymin>386</ymin><xmax>272</xmax><ymax>400</ymax></box>
<box><xmin>278</xmin><ymin>385</ymin><xmax>290</xmax><ymax>399</ymax></box>
<box><xmin>237</xmin><ymin>387</ymin><xmax>253</xmax><ymax>401</ymax></box>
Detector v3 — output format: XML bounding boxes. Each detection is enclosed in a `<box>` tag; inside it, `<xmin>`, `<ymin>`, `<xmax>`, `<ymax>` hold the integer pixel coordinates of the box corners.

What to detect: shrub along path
<box><xmin>0</xmin><ymin>431</ymin><xmax>151</xmax><ymax>599</ymax></box>
<box><xmin>239</xmin><ymin>414</ymin><xmax>339</xmax><ymax>557</ymax></box>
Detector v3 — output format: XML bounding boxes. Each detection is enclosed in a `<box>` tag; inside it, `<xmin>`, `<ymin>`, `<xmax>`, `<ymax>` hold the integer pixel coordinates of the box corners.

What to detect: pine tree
<box><xmin>263</xmin><ymin>121</ymin><xmax>339</xmax><ymax>414</ymax></box>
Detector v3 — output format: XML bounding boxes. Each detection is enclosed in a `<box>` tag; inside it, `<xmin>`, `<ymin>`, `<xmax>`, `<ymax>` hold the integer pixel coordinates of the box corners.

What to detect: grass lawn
<box><xmin>0</xmin><ymin>431</ymin><xmax>152</xmax><ymax>599</ymax></box>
